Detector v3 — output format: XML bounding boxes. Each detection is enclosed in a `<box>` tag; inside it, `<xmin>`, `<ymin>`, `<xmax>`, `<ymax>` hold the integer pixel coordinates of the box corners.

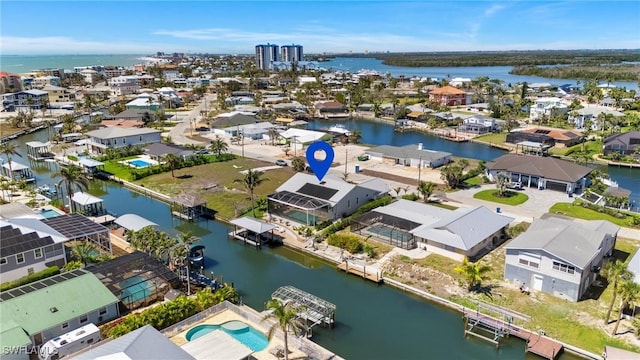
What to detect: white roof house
<box><xmin>279</xmin><ymin>128</ymin><xmax>327</xmax><ymax>144</ymax></box>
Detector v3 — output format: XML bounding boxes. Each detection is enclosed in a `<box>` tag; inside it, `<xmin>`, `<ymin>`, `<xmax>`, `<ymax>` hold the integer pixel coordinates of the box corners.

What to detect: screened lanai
<box><xmin>271</xmin><ymin>286</ymin><xmax>336</xmax><ymax>332</ymax></box>
<box><xmin>351</xmin><ymin>211</ymin><xmax>419</xmax><ymax>249</ymax></box>
<box><xmin>267</xmin><ymin>190</ymin><xmax>330</xmax><ymax>226</ymax></box>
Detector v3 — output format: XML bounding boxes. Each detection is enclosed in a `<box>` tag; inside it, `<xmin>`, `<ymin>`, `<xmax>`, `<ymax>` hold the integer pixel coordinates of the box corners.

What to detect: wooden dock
<box><xmin>464</xmin><ymin>311</ymin><xmax>563</xmax><ymax>359</ymax></box>
<box><xmin>337</xmin><ymin>261</ymin><xmax>382</xmax><ymax>283</ymax></box>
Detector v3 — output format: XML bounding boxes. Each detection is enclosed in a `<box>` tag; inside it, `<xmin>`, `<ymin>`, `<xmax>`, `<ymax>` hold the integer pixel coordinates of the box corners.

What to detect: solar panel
<box><xmin>42</xmin><ymin>279</ymin><xmax>56</xmax><ymax>286</ymax></box>
<box><xmin>534</xmin><ymin>129</ymin><xmax>550</xmax><ymax>134</ymax></box>
<box><xmin>0</xmin><ymin>293</ymin><xmax>13</xmax><ymax>301</ymax></box>
<box><xmin>297</xmin><ymin>183</ymin><xmax>339</xmax><ymax>200</ymax></box>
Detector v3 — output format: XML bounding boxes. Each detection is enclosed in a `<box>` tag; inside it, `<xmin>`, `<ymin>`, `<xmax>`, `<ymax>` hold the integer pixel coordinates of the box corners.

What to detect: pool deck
<box><xmin>169</xmin><ymin>308</ymin><xmax>309</xmax><ymax>360</ymax></box>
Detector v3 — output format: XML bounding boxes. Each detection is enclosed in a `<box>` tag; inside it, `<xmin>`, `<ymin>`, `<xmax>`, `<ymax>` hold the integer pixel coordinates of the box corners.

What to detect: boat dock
<box><xmin>337</xmin><ymin>261</ymin><xmax>382</xmax><ymax>283</ymax></box>
<box><xmin>463</xmin><ymin>305</ymin><xmax>563</xmax><ymax>359</ymax></box>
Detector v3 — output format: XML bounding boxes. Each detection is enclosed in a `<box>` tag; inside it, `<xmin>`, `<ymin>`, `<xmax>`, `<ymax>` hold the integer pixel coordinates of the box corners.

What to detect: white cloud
<box><xmin>484</xmin><ymin>4</ymin><xmax>505</xmax><ymax>16</ymax></box>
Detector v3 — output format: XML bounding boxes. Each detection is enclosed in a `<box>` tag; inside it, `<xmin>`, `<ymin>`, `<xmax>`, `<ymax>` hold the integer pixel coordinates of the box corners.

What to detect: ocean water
<box><xmin>0</xmin><ymin>54</ymin><xmax>146</xmax><ymax>73</ymax></box>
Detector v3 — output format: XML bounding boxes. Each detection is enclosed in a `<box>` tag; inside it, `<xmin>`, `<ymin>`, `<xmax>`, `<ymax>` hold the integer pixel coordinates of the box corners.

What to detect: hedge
<box><xmin>0</xmin><ymin>266</ymin><xmax>60</xmax><ymax>291</ymax></box>
<box><xmin>327</xmin><ymin>233</ymin><xmax>364</xmax><ymax>253</ymax></box>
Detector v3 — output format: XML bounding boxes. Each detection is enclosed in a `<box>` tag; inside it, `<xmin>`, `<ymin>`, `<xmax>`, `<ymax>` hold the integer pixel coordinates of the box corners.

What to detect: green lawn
<box><xmin>549</xmin><ymin>202</ymin><xmax>639</xmax><ymax>228</ymax></box>
<box><xmin>549</xmin><ymin>139</ymin><xmax>602</xmax><ymax>157</ymax></box>
<box><xmin>463</xmin><ymin>175</ymin><xmax>484</xmax><ymax>186</ymax></box>
<box><xmin>474</xmin><ymin>132</ymin><xmax>507</xmax><ymax>144</ymax></box>
<box><xmin>473</xmin><ymin>189</ymin><xmax>529</xmax><ymax>205</ymax></box>
<box><xmin>102</xmin><ymin>157</ymin><xmax>139</xmax><ymax>180</ymax></box>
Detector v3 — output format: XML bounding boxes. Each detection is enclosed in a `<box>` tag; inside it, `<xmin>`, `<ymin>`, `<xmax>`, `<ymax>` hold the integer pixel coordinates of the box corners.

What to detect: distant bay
<box><xmin>0</xmin><ymin>54</ymin><xmax>146</xmax><ymax>73</ymax></box>
<box><xmin>322</xmin><ymin>57</ymin><xmax>640</xmax><ymax>90</ymax></box>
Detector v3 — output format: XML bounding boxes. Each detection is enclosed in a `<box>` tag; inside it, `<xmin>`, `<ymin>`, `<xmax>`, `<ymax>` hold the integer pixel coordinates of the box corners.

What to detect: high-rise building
<box><xmin>280</xmin><ymin>44</ymin><xmax>303</xmax><ymax>63</ymax></box>
<box><xmin>255</xmin><ymin>43</ymin><xmax>279</xmax><ymax>71</ymax></box>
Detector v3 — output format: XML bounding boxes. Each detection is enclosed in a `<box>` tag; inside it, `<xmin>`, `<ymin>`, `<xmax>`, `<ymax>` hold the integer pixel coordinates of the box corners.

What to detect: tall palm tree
<box><xmin>0</xmin><ymin>142</ymin><xmax>21</xmax><ymax>181</ymax></box>
<box><xmin>52</xmin><ymin>165</ymin><xmax>90</xmax><ymax>213</ymax></box>
<box><xmin>454</xmin><ymin>257</ymin><xmax>492</xmax><ymax>291</ymax></box>
<box><xmin>262</xmin><ymin>298</ymin><xmax>306</xmax><ymax>360</ymax></box>
<box><xmin>348</xmin><ymin>129</ymin><xmax>362</xmax><ymax>144</ymax></box>
<box><xmin>612</xmin><ymin>279</ymin><xmax>640</xmax><ymax>335</ymax></box>
<box><xmin>603</xmin><ymin>260</ymin><xmax>633</xmax><ymax>325</ymax></box>
<box><xmin>234</xmin><ymin>169</ymin><xmax>268</xmax><ymax>217</ymax></box>
<box><xmin>209</xmin><ymin>136</ymin><xmax>229</xmax><ymax>156</ymax></box>
<box><xmin>72</xmin><ymin>241</ymin><xmax>97</xmax><ymax>265</ymax></box>
<box><xmin>163</xmin><ymin>153</ymin><xmax>182</xmax><ymax>177</ymax></box>
<box><xmin>417</xmin><ymin>181</ymin><xmax>436</xmax><ymax>202</ymax></box>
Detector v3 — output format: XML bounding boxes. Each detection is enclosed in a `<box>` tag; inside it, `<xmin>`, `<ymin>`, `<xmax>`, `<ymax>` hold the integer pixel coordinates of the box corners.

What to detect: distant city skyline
<box><xmin>1</xmin><ymin>1</ymin><xmax>639</xmax><ymax>55</ymax></box>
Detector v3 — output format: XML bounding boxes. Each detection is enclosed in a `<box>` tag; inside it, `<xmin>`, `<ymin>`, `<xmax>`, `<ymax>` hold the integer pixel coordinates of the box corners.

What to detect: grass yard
<box><xmin>463</xmin><ymin>175</ymin><xmax>484</xmax><ymax>187</ymax></box>
<box><xmin>473</xmin><ymin>189</ymin><xmax>529</xmax><ymax>205</ymax></box>
<box><xmin>102</xmin><ymin>157</ymin><xmax>140</xmax><ymax>180</ymax></box>
<box><xmin>549</xmin><ymin>202</ymin><xmax>639</xmax><ymax>228</ymax></box>
<box><xmin>474</xmin><ymin>132</ymin><xmax>507</xmax><ymax>145</ymax></box>
<box><xmin>549</xmin><ymin>139</ymin><xmax>602</xmax><ymax>157</ymax></box>
<box><xmin>135</xmin><ymin>157</ymin><xmax>295</xmax><ymax>220</ymax></box>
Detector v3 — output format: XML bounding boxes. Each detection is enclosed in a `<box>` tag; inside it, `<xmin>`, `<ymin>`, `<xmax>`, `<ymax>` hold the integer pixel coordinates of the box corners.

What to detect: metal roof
<box><xmin>114</xmin><ymin>214</ymin><xmax>158</xmax><ymax>231</ymax></box>
<box><xmin>71</xmin><ymin>192</ymin><xmax>103</xmax><ymax>206</ymax></box>
<box><xmin>272</xmin><ymin>286</ymin><xmax>336</xmax><ymax>323</ymax></box>
<box><xmin>230</xmin><ymin>217</ymin><xmax>276</xmax><ymax>234</ymax></box>
<box><xmin>78</xmin><ymin>158</ymin><xmax>104</xmax><ymax>167</ymax></box>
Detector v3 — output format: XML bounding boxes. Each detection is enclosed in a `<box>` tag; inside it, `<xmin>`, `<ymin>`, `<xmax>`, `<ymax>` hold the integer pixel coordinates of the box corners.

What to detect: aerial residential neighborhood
<box><xmin>1</xmin><ymin>2</ymin><xmax>640</xmax><ymax>359</ymax></box>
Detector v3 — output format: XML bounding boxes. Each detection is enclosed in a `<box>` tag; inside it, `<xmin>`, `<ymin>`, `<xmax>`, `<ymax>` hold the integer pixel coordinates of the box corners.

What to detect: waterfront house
<box><xmin>0</xmin><ymin>269</ymin><xmax>119</xmax><ymax>351</ymax></box>
<box><xmin>268</xmin><ymin>173</ymin><xmax>389</xmax><ymax>226</ymax></box>
<box><xmin>70</xmin><ymin>325</ymin><xmax>195</xmax><ymax>360</ymax></box>
<box><xmin>428</xmin><ymin>86</ymin><xmax>468</xmax><ymax>106</ymax></box>
<box><xmin>85</xmin><ymin>127</ymin><xmax>162</xmax><ymax>154</ymax></box>
<box><xmin>2</xmin><ymin>89</ymin><xmax>48</xmax><ymax>112</ymax></box>
<box><xmin>603</xmin><ymin>131</ymin><xmax>640</xmax><ymax>156</ymax></box>
<box><xmin>351</xmin><ymin>200</ymin><xmax>513</xmax><ymax>257</ymax></box>
<box><xmin>316</xmin><ymin>101</ymin><xmax>348</xmax><ymax>117</ymax></box>
<box><xmin>568</xmin><ymin>107</ymin><xmax>624</xmax><ymax>130</ymax></box>
<box><xmin>458</xmin><ymin>115</ymin><xmax>497</xmax><ymax>134</ymax></box>
<box><xmin>365</xmin><ymin>144</ymin><xmax>452</xmax><ymax>168</ymax></box>
<box><xmin>215</xmin><ymin>122</ymin><xmax>273</xmax><ymax>140</ymax></box>
<box><xmin>486</xmin><ymin>154</ymin><xmax>591</xmax><ymax>193</ymax></box>
<box><xmin>504</xmin><ymin>217</ymin><xmax>619</xmax><ymax>302</ymax></box>
<box><xmin>145</xmin><ymin>143</ymin><xmax>194</xmax><ymax>161</ymax></box>
<box><xmin>507</xmin><ymin>128</ymin><xmax>583</xmax><ymax>148</ymax></box>
<box><xmin>529</xmin><ymin>97</ymin><xmax>568</xmax><ymax>121</ymax></box>
<box><xmin>0</xmin><ymin>220</ymin><xmax>67</xmax><ymax>283</ymax></box>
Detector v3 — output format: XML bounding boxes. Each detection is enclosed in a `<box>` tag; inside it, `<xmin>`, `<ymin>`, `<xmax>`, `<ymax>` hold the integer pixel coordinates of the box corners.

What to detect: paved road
<box><xmin>168</xmin><ymin>94</ymin><xmax>214</xmax><ymax>146</ymax></box>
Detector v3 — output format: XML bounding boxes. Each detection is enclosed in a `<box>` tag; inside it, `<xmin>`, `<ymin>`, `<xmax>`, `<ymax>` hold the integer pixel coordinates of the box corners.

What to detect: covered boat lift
<box><xmin>271</xmin><ymin>286</ymin><xmax>336</xmax><ymax>336</ymax></box>
<box><xmin>229</xmin><ymin>216</ymin><xmax>278</xmax><ymax>248</ymax></box>
<box><xmin>25</xmin><ymin>141</ymin><xmax>54</xmax><ymax>161</ymax></box>
<box><xmin>1</xmin><ymin>160</ymin><xmax>35</xmax><ymax>182</ymax></box>
<box><xmin>78</xmin><ymin>158</ymin><xmax>105</xmax><ymax>176</ymax></box>
<box><xmin>114</xmin><ymin>214</ymin><xmax>158</xmax><ymax>232</ymax></box>
<box><xmin>71</xmin><ymin>191</ymin><xmax>106</xmax><ymax>216</ymax></box>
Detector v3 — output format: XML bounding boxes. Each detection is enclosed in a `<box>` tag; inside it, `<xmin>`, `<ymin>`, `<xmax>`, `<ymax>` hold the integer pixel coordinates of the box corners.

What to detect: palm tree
<box><xmin>234</xmin><ymin>169</ymin><xmax>268</xmax><ymax>217</ymax></box>
<box><xmin>209</xmin><ymin>136</ymin><xmax>229</xmax><ymax>156</ymax></box>
<box><xmin>52</xmin><ymin>165</ymin><xmax>90</xmax><ymax>213</ymax></box>
<box><xmin>268</xmin><ymin>128</ymin><xmax>280</xmax><ymax>146</ymax></box>
<box><xmin>612</xmin><ymin>279</ymin><xmax>640</xmax><ymax>335</ymax></box>
<box><xmin>348</xmin><ymin>129</ymin><xmax>362</xmax><ymax>144</ymax></box>
<box><xmin>417</xmin><ymin>181</ymin><xmax>436</xmax><ymax>202</ymax></box>
<box><xmin>291</xmin><ymin>157</ymin><xmax>305</xmax><ymax>172</ymax></box>
<box><xmin>262</xmin><ymin>298</ymin><xmax>306</xmax><ymax>360</ymax></box>
<box><xmin>163</xmin><ymin>153</ymin><xmax>182</xmax><ymax>177</ymax></box>
<box><xmin>0</xmin><ymin>142</ymin><xmax>21</xmax><ymax>181</ymax></box>
<box><xmin>495</xmin><ymin>171</ymin><xmax>510</xmax><ymax>197</ymax></box>
<box><xmin>603</xmin><ymin>260</ymin><xmax>633</xmax><ymax>325</ymax></box>
<box><xmin>393</xmin><ymin>186</ymin><xmax>402</xmax><ymax>199</ymax></box>
<box><xmin>72</xmin><ymin>241</ymin><xmax>97</xmax><ymax>265</ymax></box>
<box><xmin>454</xmin><ymin>257</ymin><xmax>491</xmax><ymax>291</ymax></box>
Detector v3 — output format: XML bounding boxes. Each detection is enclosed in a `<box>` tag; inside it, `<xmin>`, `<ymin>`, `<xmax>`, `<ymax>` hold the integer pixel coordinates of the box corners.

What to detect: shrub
<box><xmin>401</xmin><ymin>193</ymin><xmax>419</xmax><ymax>201</ymax></box>
<box><xmin>351</xmin><ymin>195</ymin><xmax>393</xmax><ymax>218</ymax></box>
<box><xmin>0</xmin><ymin>266</ymin><xmax>60</xmax><ymax>291</ymax></box>
<box><xmin>320</xmin><ymin>219</ymin><xmax>350</xmax><ymax>239</ymax></box>
<box><xmin>67</xmin><ymin>155</ymin><xmax>78</xmax><ymax>161</ymax></box>
<box><xmin>327</xmin><ymin>233</ymin><xmax>363</xmax><ymax>253</ymax></box>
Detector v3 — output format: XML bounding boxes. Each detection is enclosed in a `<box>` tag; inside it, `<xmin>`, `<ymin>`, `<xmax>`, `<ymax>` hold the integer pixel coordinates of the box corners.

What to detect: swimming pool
<box><xmin>40</xmin><ymin>209</ymin><xmax>61</xmax><ymax>218</ymax></box>
<box><xmin>186</xmin><ymin>321</ymin><xmax>269</xmax><ymax>352</ymax></box>
<box><xmin>119</xmin><ymin>275</ymin><xmax>156</xmax><ymax>303</ymax></box>
<box><xmin>129</xmin><ymin>159</ymin><xmax>152</xmax><ymax>168</ymax></box>
<box><xmin>285</xmin><ymin>209</ymin><xmax>319</xmax><ymax>225</ymax></box>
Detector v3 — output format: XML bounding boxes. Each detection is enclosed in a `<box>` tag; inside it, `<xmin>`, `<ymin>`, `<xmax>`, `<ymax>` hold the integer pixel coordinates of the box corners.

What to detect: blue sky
<box><xmin>1</xmin><ymin>1</ymin><xmax>639</xmax><ymax>55</ymax></box>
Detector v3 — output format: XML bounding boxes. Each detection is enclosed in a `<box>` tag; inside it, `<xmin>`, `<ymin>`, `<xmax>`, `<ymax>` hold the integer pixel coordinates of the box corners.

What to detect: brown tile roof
<box><xmin>520</xmin><ymin>128</ymin><xmax>583</xmax><ymax>141</ymax></box>
<box><xmin>486</xmin><ymin>154</ymin><xmax>591</xmax><ymax>182</ymax></box>
<box><xmin>429</xmin><ymin>85</ymin><xmax>466</xmax><ymax>95</ymax></box>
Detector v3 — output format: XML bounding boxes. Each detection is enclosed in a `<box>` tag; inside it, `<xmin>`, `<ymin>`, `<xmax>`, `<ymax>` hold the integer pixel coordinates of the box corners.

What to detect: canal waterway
<box><xmin>322</xmin><ymin>57</ymin><xmax>640</xmax><ymax>90</ymax></box>
<box><xmin>308</xmin><ymin>118</ymin><xmax>640</xmax><ymax>207</ymax></box>
<box><xmin>7</xmin><ymin>129</ymin><xmax>587</xmax><ymax>359</ymax></box>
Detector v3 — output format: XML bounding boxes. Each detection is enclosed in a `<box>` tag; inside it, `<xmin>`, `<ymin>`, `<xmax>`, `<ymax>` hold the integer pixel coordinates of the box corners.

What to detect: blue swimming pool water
<box><xmin>129</xmin><ymin>159</ymin><xmax>151</xmax><ymax>168</ymax></box>
<box><xmin>40</xmin><ymin>209</ymin><xmax>61</xmax><ymax>218</ymax></box>
<box><xmin>186</xmin><ymin>321</ymin><xmax>269</xmax><ymax>351</ymax></box>
<box><xmin>119</xmin><ymin>275</ymin><xmax>155</xmax><ymax>303</ymax></box>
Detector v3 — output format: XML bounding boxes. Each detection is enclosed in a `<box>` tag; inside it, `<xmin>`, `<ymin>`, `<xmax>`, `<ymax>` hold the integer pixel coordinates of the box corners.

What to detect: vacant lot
<box><xmin>135</xmin><ymin>157</ymin><xmax>295</xmax><ymax>220</ymax></box>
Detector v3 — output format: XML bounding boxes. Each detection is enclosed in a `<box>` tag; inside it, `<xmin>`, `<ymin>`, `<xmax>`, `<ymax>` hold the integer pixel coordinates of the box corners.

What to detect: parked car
<box><xmin>275</xmin><ymin>159</ymin><xmax>288</xmax><ymax>166</ymax></box>
<box><xmin>507</xmin><ymin>182</ymin><xmax>523</xmax><ymax>190</ymax></box>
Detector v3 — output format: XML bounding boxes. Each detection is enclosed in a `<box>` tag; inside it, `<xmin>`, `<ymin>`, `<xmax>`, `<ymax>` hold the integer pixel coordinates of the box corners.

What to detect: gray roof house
<box><xmin>486</xmin><ymin>154</ymin><xmax>592</xmax><ymax>193</ymax></box>
<box><xmin>268</xmin><ymin>173</ymin><xmax>389</xmax><ymax>226</ymax></box>
<box><xmin>145</xmin><ymin>143</ymin><xmax>194</xmax><ymax>161</ymax></box>
<box><xmin>365</xmin><ymin>144</ymin><xmax>452</xmax><ymax>168</ymax></box>
<box><xmin>85</xmin><ymin>127</ymin><xmax>162</xmax><ymax>155</ymax></box>
<box><xmin>504</xmin><ymin>217</ymin><xmax>619</xmax><ymax>301</ymax></box>
<box><xmin>351</xmin><ymin>199</ymin><xmax>513</xmax><ymax>257</ymax></box>
<box><xmin>71</xmin><ymin>325</ymin><xmax>195</xmax><ymax>360</ymax></box>
<box><xmin>603</xmin><ymin>131</ymin><xmax>640</xmax><ymax>156</ymax></box>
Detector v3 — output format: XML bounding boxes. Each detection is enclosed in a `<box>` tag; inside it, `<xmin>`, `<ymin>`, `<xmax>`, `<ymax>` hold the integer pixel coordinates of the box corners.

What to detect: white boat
<box><xmin>328</xmin><ymin>125</ymin><xmax>351</xmax><ymax>136</ymax></box>
<box><xmin>601</xmin><ymin>177</ymin><xmax>619</xmax><ymax>187</ymax></box>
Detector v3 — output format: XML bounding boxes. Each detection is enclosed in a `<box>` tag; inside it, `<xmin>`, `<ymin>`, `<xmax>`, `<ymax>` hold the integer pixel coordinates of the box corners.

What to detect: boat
<box><xmin>189</xmin><ymin>245</ymin><xmax>205</xmax><ymax>270</ymax></box>
<box><xmin>38</xmin><ymin>184</ymin><xmax>57</xmax><ymax>195</ymax></box>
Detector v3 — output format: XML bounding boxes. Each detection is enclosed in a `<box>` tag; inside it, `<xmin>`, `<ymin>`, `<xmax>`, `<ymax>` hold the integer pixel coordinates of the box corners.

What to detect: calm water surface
<box><xmin>7</xmin><ymin>129</ymin><xmax>588</xmax><ymax>359</ymax></box>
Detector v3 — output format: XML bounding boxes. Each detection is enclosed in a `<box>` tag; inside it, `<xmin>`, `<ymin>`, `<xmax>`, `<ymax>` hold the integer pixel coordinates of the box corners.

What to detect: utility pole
<box><xmin>241</xmin><ymin>131</ymin><xmax>245</xmax><ymax>158</ymax></box>
<box><xmin>185</xmin><ymin>243</ymin><xmax>191</xmax><ymax>296</ymax></box>
<box><xmin>418</xmin><ymin>156</ymin><xmax>422</xmax><ymax>185</ymax></box>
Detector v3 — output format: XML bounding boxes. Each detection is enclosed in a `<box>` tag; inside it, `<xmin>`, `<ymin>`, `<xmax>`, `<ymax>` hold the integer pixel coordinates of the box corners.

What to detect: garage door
<box><xmin>546</xmin><ymin>181</ymin><xmax>567</xmax><ymax>192</ymax></box>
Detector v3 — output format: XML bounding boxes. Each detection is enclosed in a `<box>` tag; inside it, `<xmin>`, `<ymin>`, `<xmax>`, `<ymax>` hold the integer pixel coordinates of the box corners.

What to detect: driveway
<box><xmin>444</xmin><ymin>184</ymin><xmax>572</xmax><ymax>223</ymax></box>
